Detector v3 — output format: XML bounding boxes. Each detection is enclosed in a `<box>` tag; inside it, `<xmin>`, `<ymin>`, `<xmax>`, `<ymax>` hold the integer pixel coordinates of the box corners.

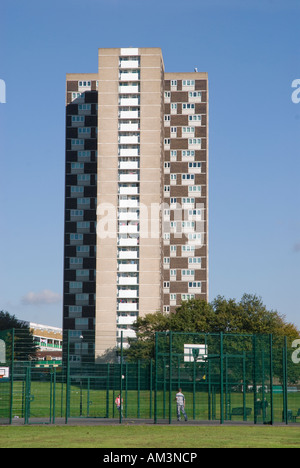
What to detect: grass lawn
<box><xmin>0</xmin><ymin>425</ymin><xmax>300</xmax><ymax>448</ymax></box>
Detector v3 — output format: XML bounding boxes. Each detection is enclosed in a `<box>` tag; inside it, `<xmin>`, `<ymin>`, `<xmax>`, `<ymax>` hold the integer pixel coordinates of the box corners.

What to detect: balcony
<box><xmin>119</xmin><ymin>72</ymin><xmax>140</xmax><ymax>81</ymax></box>
<box><xmin>119</xmin><ymin>148</ymin><xmax>139</xmax><ymax>157</ymax></box>
<box><xmin>118</xmin><ymin>237</ymin><xmax>139</xmax><ymax>246</ymax></box>
<box><xmin>118</xmin><ymin>250</ymin><xmax>138</xmax><ymax>260</ymax></box>
<box><xmin>118</xmin><ymin>289</ymin><xmax>138</xmax><ymax>299</ymax></box>
<box><xmin>119</xmin><ymin>225</ymin><xmax>139</xmax><ymax>235</ymax></box>
<box><xmin>119</xmin><ymin>110</ymin><xmax>139</xmax><ymax>119</ymax></box>
<box><xmin>119</xmin><ymin>135</ymin><xmax>140</xmax><ymax>145</ymax></box>
<box><xmin>117</xmin><ymin>315</ymin><xmax>137</xmax><ymax>325</ymax></box>
<box><xmin>119</xmin><ymin>174</ymin><xmax>139</xmax><ymax>183</ymax></box>
<box><xmin>118</xmin><ymin>263</ymin><xmax>138</xmax><ymax>273</ymax></box>
<box><xmin>119</xmin><ymin>97</ymin><xmax>139</xmax><ymax>106</ymax></box>
<box><xmin>120</xmin><ymin>60</ymin><xmax>140</xmax><ymax>69</ymax></box>
<box><xmin>119</xmin><ymin>199</ymin><xmax>139</xmax><ymax>209</ymax></box>
<box><xmin>119</xmin><ymin>122</ymin><xmax>139</xmax><ymax>132</ymax></box>
<box><xmin>119</xmin><ymin>212</ymin><xmax>139</xmax><ymax>221</ymax></box>
<box><xmin>117</xmin><ymin>329</ymin><xmax>136</xmax><ymax>339</ymax></box>
<box><xmin>118</xmin><ymin>276</ymin><xmax>138</xmax><ymax>286</ymax></box>
<box><xmin>119</xmin><ymin>186</ymin><xmax>139</xmax><ymax>196</ymax></box>
<box><xmin>118</xmin><ymin>302</ymin><xmax>138</xmax><ymax>312</ymax></box>
<box><xmin>119</xmin><ymin>161</ymin><xmax>139</xmax><ymax>170</ymax></box>
<box><xmin>119</xmin><ymin>85</ymin><xmax>139</xmax><ymax>94</ymax></box>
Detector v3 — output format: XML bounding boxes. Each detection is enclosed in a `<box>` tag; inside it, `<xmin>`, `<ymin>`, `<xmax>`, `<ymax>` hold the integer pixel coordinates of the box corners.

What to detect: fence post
<box><xmin>9</xmin><ymin>329</ymin><xmax>15</xmax><ymax>425</ymax></box>
<box><xmin>65</xmin><ymin>330</ymin><xmax>70</xmax><ymax>425</ymax></box>
<box><xmin>169</xmin><ymin>331</ymin><xmax>172</xmax><ymax>425</ymax></box>
<box><xmin>283</xmin><ymin>336</ymin><xmax>289</xmax><ymax>425</ymax></box>
<box><xmin>149</xmin><ymin>359</ymin><xmax>153</xmax><ymax>418</ymax></box>
<box><xmin>220</xmin><ymin>332</ymin><xmax>224</xmax><ymax>424</ymax></box>
<box><xmin>120</xmin><ymin>331</ymin><xmax>123</xmax><ymax>424</ymax></box>
<box><xmin>269</xmin><ymin>334</ymin><xmax>274</xmax><ymax>425</ymax></box>
<box><xmin>253</xmin><ymin>335</ymin><xmax>257</xmax><ymax>424</ymax></box>
<box><xmin>154</xmin><ymin>332</ymin><xmax>158</xmax><ymax>424</ymax></box>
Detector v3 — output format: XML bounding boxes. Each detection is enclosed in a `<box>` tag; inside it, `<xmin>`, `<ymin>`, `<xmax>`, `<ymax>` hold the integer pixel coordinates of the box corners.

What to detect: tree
<box><xmin>0</xmin><ymin>310</ymin><xmax>37</xmax><ymax>361</ymax></box>
<box><xmin>125</xmin><ymin>295</ymin><xmax>299</xmax><ymax>362</ymax></box>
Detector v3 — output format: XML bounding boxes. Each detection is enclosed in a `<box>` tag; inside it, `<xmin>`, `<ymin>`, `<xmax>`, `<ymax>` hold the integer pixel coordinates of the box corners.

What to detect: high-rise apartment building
<box><xmin>63</xmin><ymin>47</ymin><xmax>208</xmax><ymax>362</ymax></box>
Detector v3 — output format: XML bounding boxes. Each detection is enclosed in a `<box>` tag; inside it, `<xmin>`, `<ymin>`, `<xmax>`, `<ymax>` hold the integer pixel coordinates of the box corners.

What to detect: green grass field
<box><xmin>0</xmin><ymin>425</ymin><xmax>300</xmax><ymax>448</ymax></box>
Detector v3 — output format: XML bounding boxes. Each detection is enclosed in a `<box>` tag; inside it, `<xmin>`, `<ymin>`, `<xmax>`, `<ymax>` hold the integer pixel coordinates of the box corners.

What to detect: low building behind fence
<box><xmin>0</xmin><ymin>329</ymin><xmax>299</xmax><ymax>425</ymax></box>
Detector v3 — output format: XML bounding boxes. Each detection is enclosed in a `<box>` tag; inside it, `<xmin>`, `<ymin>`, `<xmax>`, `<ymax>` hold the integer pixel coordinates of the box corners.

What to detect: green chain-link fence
<box><xmin>0</xmin><ymin>329</ymin><xmax>299</xmax><ymax>425</ymax></box>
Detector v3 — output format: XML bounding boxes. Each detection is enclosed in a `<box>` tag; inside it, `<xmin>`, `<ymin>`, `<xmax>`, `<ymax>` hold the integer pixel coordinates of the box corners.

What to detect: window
<box><xmin>182</xmin><ymin>127</ymin><xmax>195</xmax><ymax>133</ymax></box>
<box><xmin>170</xmin><ymin>269</ymin><xmax>177</xmax><ymax>277</ymax></box>
<box><xmin>70</xmin><ymin>282</ymin><xmax>83</xmax><ymax>289</ymax></box>
<box><xmin>76</xmin><ymin>294</ymin><xmax>89</xmax><ymax>301</ymax></box>
<box><xmin>78</xmin><ymin>127</ymin><xmax>91</xmax><ymax>134</ymax></box>
<box><xmin>164</xmin><ymin>138</ymin><xmax>170</xmax><ymax>145</ymax></box>
<box><xmin>182</xmin><ymin>269</ymin><xmax>195</xmax><ymax>276</ymax></box>
<box><xmin>77</xmin><ymin>221</ymin><xmax>90</xmax><ymax>229</ymax></box>
<box><xmin>72</xmin><ymin>92</ymin><xmax>84</xmax><ymax>100</ymax></box>
<box><xmin>77</xmin><ymin>198</ymin><xmax>90</xmax><ymax>205</ymax></box>
<box><xmin>78</xmin><ymin>151</ymin><xmax>91</xmax><ymax>158</ymax></box>
<box><xmin>164</xmin><ymin>91</ymin><xmax>170</xmax><ymax>98</ymax></box>
<box><xmin>189</xmin><ymin>258</ymin><xmax>202</xmax><ymax>265</ymax></box>
<box><xmin>182</xmin><ymin>294</ymin><xmax>195</xmax><ymax>301</ymax></box>
<box><xmin>72</xmin><ymin>116</ymin><xmax>84</xmax><ymax>123</ymax></box>
<box><xmin>182</xmin><ymin>245</ymin><xmax>195</xmax><ymax>253</ymax></box>
<box><xmin>188</xmin><ymin>282</ymin><xmax>202</xmax><ymax>289</ymax></box>
<box><xmin>70</xmin><ymin>210</ymin><xmax>83</xmax><ymax>217</ymax></box>
<box><xmin>76</xmin><ymin>270</ymin><xmax>89</xmax><ymax>277</ymax></box>
<box><xmin>189</xmin><ymin>91</ymin><xmax>202</xmax><ymax>98</ymax></box>
<box><xmin>78</xmin><ymin>81</ymin><xmax>91</xmax><ymax>87</ymax></box>
<box><xmin>182</xmin><ymin>221</ymin><xmax>195</xmax><ymax>228</ymax></box>
<box><xmin>182</xmin><ymin>103</ymin><xmax>195</xmax><ymax>110</ymax></box>
<box><xmin>71</xmin><ymin>162</ymin><xmax>84</xmax><ymax>170</ymax></box>
<box><xmin>182</xmin><ymin>198</ymin><xmax>195</xmax><ymax>204</ymax></box>
<box><xmin>171</xmin><ymin>103</ymin><xmax>177</xmax><ymax>110</ymax></box>
<box><xmin>188</xmin><ymin>233</ymin><xmax>202</xmax><ymax>241</ymax></box>
<box><xmin>164</xmin><ymin>281</ymin><xmax>170</xmax><ymax>289</ymax></box>
<box><xmin>183</xmin><ymin>80</ymin><xmax>195</xmax><ymax>86</ymax></box>
<box><xmin>188</xmin><ymin>138</ymin><xmax>202</xmax><ymax>146</ymax></box>
<box><xmin>71</xmin><ymin>186</ymin><xmax>84</xmax><ymax>193</ymax></box>
<box><xmin>188</xmin><ymin>186</ymin><xmax>201</xmax><ymax>193</ymax></box>
<box><xmin>70</xmin><ymin>233</ymin><xmax>83</xmax><ymax>241</ymax></box>
<box><xmin>71</xmin><ymin>139</ymin><xmax>84</xmax><ymax>146</ymax></box>
<box><xmin>189</xmin><ymin>115</ymin><xmax>202</xmax><ymax>122</ymax></box>
<box><xmin>182</xmin><ymin>174</ymin><xmax>195</xmax><ymax>180</ymax></box>
<box><xmin>77</xmin><ymin>245</ymin><xmax>89</xmax><ymax>253</ymax></box>
<box><xmin>69</xmin><ymin>305</ymin><xmax>82</xmax><ymax>314</ymax></box>
<box><xmin>70</xmin><ymin>257</ymin><xmax>83</xmax><ymax>264</ymax></box>
<box><xmin>182</xmin><ymin>150</ymin><xmax>195</xmax><ymax>157</ymax></box>
<box><xmin>78</xmin><ymin>174</ymin><xmax>90</xmax><ymax>182</ymax></box>
<box><xmin>189</xmin><ymin>162</ymin><xmax>202</xmax><ymax>169</ymax></box>
<box><xmin>171</xmin><ymin>80</ymin><xmax>177</xmax><ymax>86</ymax></box>
<box><xmin>78</xmin><ymin>104</ymin><xmax>91</xmax><ymax>111</ymax></box>
<box><xmin>170</xmin><ymin>294</ymin><xmax>177</xmax><ymax>301</ymax></box>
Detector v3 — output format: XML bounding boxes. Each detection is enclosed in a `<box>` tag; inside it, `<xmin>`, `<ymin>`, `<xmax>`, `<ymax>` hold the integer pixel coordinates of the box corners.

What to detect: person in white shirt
<box><xmin>175</xmin><ymin>388</ymin><xmax>188</xmax><ymax>422</ymax></box>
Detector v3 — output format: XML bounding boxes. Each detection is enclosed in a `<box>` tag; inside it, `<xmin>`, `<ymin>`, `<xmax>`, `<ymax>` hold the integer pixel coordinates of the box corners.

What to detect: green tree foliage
<box><xmin>0</xmin><ymin>310</ymin><xmax>37</xmax><ymax>361</ymax></box>
<box><xmin>125</xmin><ymin>294</ymin><xmax>299</xmax><ymax>362</ymax></box>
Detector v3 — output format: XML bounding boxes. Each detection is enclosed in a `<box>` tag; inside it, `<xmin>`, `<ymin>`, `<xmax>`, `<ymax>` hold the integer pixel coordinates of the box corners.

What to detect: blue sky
<box><xmin>0</xmin><ymin>0</ymin><xmax>299</xmax><ymax>328</ymax></box>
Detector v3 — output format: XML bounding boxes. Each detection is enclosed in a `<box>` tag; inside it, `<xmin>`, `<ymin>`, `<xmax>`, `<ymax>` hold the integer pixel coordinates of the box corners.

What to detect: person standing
<box><xmin>175</xmin><ymin>388</ymin><xmax>188</xmax><ymax>422</ymax></box>
<box><xmin>115</xmin><ymin>394</ymin><xmax>123</xmax><ymax>418</ymax></box>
